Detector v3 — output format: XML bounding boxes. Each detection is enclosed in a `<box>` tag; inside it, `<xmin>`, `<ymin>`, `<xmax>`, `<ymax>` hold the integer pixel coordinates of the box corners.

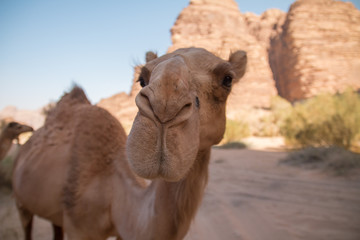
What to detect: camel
<box><xmin>12</xmin><ymin>47</ymin><xmax>247</xmax><ymax>240</ymax></box>
<box><xmin>0</xmin><ymin>122</ymin><xmax>33</xmax><ymax>161</ymax></box>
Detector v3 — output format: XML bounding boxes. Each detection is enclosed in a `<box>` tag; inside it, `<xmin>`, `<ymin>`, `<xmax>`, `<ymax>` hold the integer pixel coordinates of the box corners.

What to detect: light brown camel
<box><xmin>12</xmin><ymin>47</ymin><xmax>247</xmax><ymax>240</ymax></box>
<box><xmin>0</xmin><ymin>122</ymin><xmax>33</xmax><ymax>161</ymax></box>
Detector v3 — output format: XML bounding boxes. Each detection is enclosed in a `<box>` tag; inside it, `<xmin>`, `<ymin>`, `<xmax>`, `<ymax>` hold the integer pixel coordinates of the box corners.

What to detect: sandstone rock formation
<box><xmin>98</xmin><ymin>0</ymin><xmax>360</xmax><ymax>128</ymax></box>
<box><xmin>97</xmin><ymin>66</ymin><xmax>142</xmax><ymax>132</ymax></box>
<box><xmin>169</xmin><ymin>0</ymin><xmax>284</xmax><ymax>117</ymax></box>
<box><xmin>270</xmin><ymin>0</ymin><xmax>360</xmax><ymax>101</ymax></box>
<box><xmin>2</xmin><ymin>0</ymin><xmax>359</xmax><ymax>136</ymax></box>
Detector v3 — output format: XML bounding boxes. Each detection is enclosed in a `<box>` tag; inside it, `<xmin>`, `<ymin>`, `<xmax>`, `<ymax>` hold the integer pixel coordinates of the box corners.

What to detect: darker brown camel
<box><xmin>0</xmin><ymin>122</ymin><xmax>33</xmax><ymax>161</ymax></box>
<box><xmin>12</xmin><ymin>47</ymin><xmax>247</xmax><ymax>240</ymax></box>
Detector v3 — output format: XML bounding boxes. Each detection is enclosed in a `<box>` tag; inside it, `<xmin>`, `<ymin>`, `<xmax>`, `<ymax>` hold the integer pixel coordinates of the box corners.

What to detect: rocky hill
<box><xmin>97</xmin><ymin>66</ymin><xmax>142</xmax><ymax>131</ymax></box>
<box><xmin>98</xmin><ymin>0</ymin><xmax>360</xmax><ymax>129</ymax></box>
<box><xmin>168</xmin><ymin>0</ymin><xmax>285</xmax><ymax>119</ymax></box>
<box><xmin>4</xmin><ymin>0</ymin><xmax>359</xmax><ymax>131</ymax></box>
<box><xmin>270</xmin><ymin>0</ymin><xmax>360</xmax><ymax>101</ymax></box>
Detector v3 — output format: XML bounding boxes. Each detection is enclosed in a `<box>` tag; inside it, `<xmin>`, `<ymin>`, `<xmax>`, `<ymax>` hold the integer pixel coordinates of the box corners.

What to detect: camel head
<box><xmin>127</xmin><ymin>48</ymin><xmax>247</xmax><ymax>182</ymax></box>
<box><xmin>2</xmin><ymin>122</ymin><xmax>33</xmax><ymax>140</ymax></box>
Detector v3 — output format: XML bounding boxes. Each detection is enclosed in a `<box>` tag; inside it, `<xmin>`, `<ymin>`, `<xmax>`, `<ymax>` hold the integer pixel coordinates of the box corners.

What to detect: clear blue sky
<box><xmin>1</xmin><ymin>0</ymin><xmax>359</xmax><ymax>110</ymax></box>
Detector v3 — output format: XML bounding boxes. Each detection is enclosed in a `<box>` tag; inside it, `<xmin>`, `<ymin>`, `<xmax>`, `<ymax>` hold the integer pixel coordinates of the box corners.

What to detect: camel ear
<box><xmin>229</xmin><ymin>50</ymin><xmax>247</xmax><ymax>82</ymax></box>
<box><xmin>145</xmin><ymin>51</ymin><xmax>158</xmax><ymax>63</ymax></box>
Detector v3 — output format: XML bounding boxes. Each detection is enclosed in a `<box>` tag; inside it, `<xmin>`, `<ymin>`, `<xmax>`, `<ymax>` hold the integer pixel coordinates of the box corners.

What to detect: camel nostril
<box><xmin>140</xmin><ymin>91</ymin><xmax>148</xmax><ymax>101</ymax></box>
<box><xmin>181</xmin><ymin>102</ymin><xmax>192</xmax><ymax>114</ymax></box>
<box><xmin>172</xmin><ymin>101</ymin><xmax>193</xmax><ymax>123</ymax></box>
<box><xmin>195</xmin><ymin>97</ymin><xmax>200</xmax><ymax>108</ymax></box>
<box><xmin>136</xmin><ymin>87</ymin><xmax>195</xmax><ymax>124</ymax></box>
<box><xmin>135</xmin><ymin>90</ymin><xmax>157</xmax><ymax>122</ymax></box>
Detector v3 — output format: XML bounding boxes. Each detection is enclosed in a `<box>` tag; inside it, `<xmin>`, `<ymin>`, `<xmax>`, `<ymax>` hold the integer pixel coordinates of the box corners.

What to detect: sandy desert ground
<box><xmin>1</xmin><ymin>148</ymin><xmax>359</xmax><ymax>240</ymax></box>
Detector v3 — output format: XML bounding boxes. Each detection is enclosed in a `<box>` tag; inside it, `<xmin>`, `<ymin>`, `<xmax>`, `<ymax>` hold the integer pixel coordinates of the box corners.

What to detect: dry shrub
<box><xmin>222</xmin><ymin>119</ymin><xmax>250</xmax><ymax>144</ymax></box>
<box><xmin>217</xmin><ymin>141</ymin><xmax>247</xmax><ymax>149</ymax></box>
<box><xmin>253</xmin><ymin>96</ymin><xmax>292</xmax><ymax>137</ymax></box>
<box><xmin>277</xmin><ymin>89</ymin><xmax>360</xmax><ymax>150</ymax></box>
<box><xmin>256</xmin><ymin>114</ymin><xmax>278</xmax><ymax>137</ymax></box>
<box><xmin>281</xmin><ymin>146</ymin><xmax>360</xmax><ymax>175</ymax></box>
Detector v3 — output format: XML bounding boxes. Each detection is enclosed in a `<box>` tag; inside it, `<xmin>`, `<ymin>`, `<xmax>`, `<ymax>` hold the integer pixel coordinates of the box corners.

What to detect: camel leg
<box><xmin>52</xmin><ymin>224</ymin><xmax>63</xmax><ymax>240</ymax></box>
<box><xmin>16</xmin><ymin>204</ymin><xmax>33</xmax><ymax>240</ymax></box>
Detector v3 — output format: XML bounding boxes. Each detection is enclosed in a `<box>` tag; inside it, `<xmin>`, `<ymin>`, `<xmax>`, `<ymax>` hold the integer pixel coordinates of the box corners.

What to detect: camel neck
<box><xmin>0</xmin><ymin>133</ymin><xmax>13</xmax><ymax>160</ymax></box>
<box><xmin>112</xmin><ymin>148</ymin><xmax>211</xmax><ymax>240</ymax></box>
<box><xmin>151</xmin><ymin>148</ymin><xmax>211</xmax><ymax>239</ymax></box>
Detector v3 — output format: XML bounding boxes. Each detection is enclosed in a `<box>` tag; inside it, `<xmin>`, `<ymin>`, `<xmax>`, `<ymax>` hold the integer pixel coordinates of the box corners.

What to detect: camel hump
<box><xmin>45</xmin><ymin>86</ymin><xmax>91</xmax><ymax>123</ymax></box>
<box><xmin>59</xmin><ymin>86</ymin><xmax>90</xmax><ymax>106</ymax></box>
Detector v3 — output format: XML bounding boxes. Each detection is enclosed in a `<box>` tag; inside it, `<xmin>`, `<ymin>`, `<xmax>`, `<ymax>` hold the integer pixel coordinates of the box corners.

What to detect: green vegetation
<box><xmin>217</xmin><ymin>119</ymin><xmax>249</xmax><ymax>149</ymax></box>
<box><xmin>254</xmin><ymin>97</ymin><xmax>290</xmax><ymax>137</ymax></box>
<box><xmin>221</xmin><ymin>119</ymin><xmax>250</xmax><ymax>145</ymax></box>
<box><xmin>255</xmin><ymin>115</ymin><xmax>279</xmax><ymax>137</ymax></box>
<box><xmin>273</xmin><ymin>89</ymin><xmax>360</xmax><ymax>175</ymax></box>
<box><xmin>272</xmin><ymin>89</ymin><xmax>360</xmax><ymax>150</ymax></box>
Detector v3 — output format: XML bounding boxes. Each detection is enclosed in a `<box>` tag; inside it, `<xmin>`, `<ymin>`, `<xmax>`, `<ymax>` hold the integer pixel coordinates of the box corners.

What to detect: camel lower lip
<box><xmin>127</xmin><ymin>123</ymin><xmax>198</xmax><ymax>182</ymax></box>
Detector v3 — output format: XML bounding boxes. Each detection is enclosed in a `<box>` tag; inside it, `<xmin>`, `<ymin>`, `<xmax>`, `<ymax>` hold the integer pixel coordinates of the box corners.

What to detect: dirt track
<box><xmin>1</xmin><ymin>149</ymin><xmax>360</xmax><ymax>240</ymax></box>
<box><xmin>187</xmin><ymin>149</ymin><xmax>360</xmax><ymax>240</ymax></box>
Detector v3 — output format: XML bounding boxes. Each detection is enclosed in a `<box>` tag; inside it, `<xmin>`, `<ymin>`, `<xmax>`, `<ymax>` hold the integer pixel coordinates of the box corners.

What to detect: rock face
<box><xmin>169</xmin><ymin>0</ymin><xmax>283</xmax><ymax>116</ymax></box>
<box><xmin>98</xmin><ymin>0</ymin><xmax>360</xmax><ymax>127</ymax></box>
<box><xmin>5</xmin><ymin>1</ymin><xmax>359</xmax><ymax>134</ymax></box>
<box><xmin>270</xmin><ymin>0</ymin><xmax>360</xmax><ymax>101</ymax></box>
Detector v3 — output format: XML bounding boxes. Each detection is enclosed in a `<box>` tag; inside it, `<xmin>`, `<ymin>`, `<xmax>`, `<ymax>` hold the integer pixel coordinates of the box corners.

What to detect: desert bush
<box><xmin>254</xmin><ymin>96</ymin><xmax>293</xmax><ymax>137</ymax></box>
<box><xmin>221</xmin><ymin>119</ymin><xmax>250</xmax><ymax>144</ymax></box>
<box><xmin>270</xmin><ymin>95</ymin><xmax>293</xmax><ymax>125</ymax></box>
<box><xmin>278</xmin><ymin>89</ymin><xmax>360</xmax><ymax>150</ymax></box>
<box><xmin>280</xmin><ymin>146</ymin><xmax>360</xmax><ymax>175</ymax></box>
<box><xmin>216</xmin><ymin>141</ymin><xmax>247</xmax><ymax>149</ymax></box>
<box><xmin>257</xmin><ymin>114</ymin><xmax>280</xmax><ymax>137</ymax></box>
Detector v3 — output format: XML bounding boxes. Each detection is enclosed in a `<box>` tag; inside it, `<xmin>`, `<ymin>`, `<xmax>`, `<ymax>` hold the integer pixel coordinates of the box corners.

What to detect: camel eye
<box><xmin>138</xmin><ymin>77</ymin><xmax>146</xmax><ymax>88</ymax></box>
<box><xmin>222</xmin><ymin>75</ymin><xmax>232</xmax><ymax>88</ymax></box>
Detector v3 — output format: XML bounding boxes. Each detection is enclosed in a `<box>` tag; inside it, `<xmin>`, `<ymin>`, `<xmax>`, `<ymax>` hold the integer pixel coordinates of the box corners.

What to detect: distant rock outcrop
<box><xmin>5</xmin><ymin>0</ymin><xmax>358</xmax><ymax>131</ymax></box>
<box><xmin>270</xmin><ymin>0</ymin><xmax>360</xmax><ymax>101</ymax></box>
<box><xmin>169</xmin><ymin>0</ymin><xmax>284</xmax><ymax>117</ymax></box>
<box><xmin>97</xmin><ymin>66</ymin><xmax>142</xmax><ymax>131</ymax></box>
<box><xmin>98</xmin><ymin>0</ymin><xmax>359</xmax><ymax>127</ymax></box>
<box><xmin>0</xmin><ymin>106</ymin><xmax>44</xmax><ymax>130</ymax></box>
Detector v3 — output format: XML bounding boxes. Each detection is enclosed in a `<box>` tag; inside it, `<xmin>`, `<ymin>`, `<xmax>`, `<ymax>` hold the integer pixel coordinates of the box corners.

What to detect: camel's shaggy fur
<box><xmin>13</xmin><ymin>47</ymin><xmax>247</xmax><ymax>240</ymax></box>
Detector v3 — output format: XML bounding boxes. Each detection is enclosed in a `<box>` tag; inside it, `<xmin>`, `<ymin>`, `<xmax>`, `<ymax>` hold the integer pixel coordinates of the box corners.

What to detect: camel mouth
<box><xmin>24</xmin><ymin>126</ymin><xmax>34</xmax><ymax>132</ymax></box>
<box><xmin>126</xmin><ymin>110</ymin><xmax>200</xmax><ymax>182</ymax></box>
<box><xmin>16</xmin><ymin>124</ymin><xmax>34</xmax><ymax>136</ymax></box>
